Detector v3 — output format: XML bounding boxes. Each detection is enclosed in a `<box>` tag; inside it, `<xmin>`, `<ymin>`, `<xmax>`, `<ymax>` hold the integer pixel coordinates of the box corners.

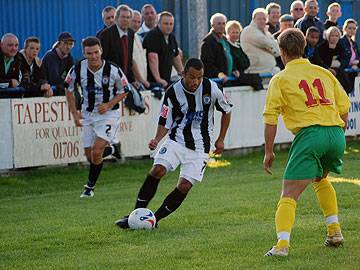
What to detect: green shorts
<box><xmin>284</xmin><ymin>125</ymin><xmax>346</xmax><ymax>180</ymax></box>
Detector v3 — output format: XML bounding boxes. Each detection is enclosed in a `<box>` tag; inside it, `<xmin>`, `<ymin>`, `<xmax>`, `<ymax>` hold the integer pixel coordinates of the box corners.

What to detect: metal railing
<box><xmin>1</xmin><ymin>69</ymin><xmax>360</xmax><ymax>97</ymax></box>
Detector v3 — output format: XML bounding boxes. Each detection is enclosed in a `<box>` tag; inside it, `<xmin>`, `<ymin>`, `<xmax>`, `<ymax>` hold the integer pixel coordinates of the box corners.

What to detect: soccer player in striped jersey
<box><xmin>263</xmin><ymin>28</ymin><xmax>350</xmax><ymax>256</ymax></box>
<box><xmin>65</xmin><ymin>37</ymin><xmax>128</xmax><ymax>198</ymax></box>
<box><xmin>115</xmin><ymin>58</ymin><xmax>231</xmax><ymax>228</ymax></box>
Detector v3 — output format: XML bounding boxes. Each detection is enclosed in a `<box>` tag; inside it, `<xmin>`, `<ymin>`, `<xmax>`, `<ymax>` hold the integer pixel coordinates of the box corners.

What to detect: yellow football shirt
<box><xmin>263</xmin><ymin>58</ymin><xmax>351</xmax><ymax>134</ymax></box>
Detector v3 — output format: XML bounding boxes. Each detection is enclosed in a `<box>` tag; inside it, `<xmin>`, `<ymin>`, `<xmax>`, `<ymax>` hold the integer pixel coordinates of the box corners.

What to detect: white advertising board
<box><xmin>214</xmin><ymin>86</ymin><xmax>293</xmax><ymax>150</ymax></box>
<box><xmin>7</xmin><ymin>76</ymin><xmax>360</xmax><ymax>168</ymax></box>
<box><xmin>12</xmin><ymin>97</ymin><xmax>86</xmax><ymax>168</ymax></box>
<box><xmin>0</xmin><ymin>99</ymin><xmax>13</xmax><ymax>169</ymax></box>
<box><xmin>345</xmin><ymin>76</ymin><xmax>360</xmax><ymax>136</ymax></box>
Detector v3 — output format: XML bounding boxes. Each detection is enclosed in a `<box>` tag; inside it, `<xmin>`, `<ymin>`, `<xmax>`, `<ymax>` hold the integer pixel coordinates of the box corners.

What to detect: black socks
<box><xmin>135</xmin><ymin>174</ymin><xmax>160</xmax><ymax>209</ymax></box>
<box><xmin>87</xmin><ymin>162</ymin><xmax>103</xmax><ymax>187</ymax></box>
<box><xmin>154</xmin><ymin>188</ymin><xmax>187</xmax><ymax>222</ymax></box>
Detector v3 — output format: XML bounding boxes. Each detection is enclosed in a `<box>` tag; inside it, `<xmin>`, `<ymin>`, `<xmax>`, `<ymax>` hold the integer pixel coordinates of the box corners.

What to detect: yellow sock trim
<box><xmin>313</xmin><ymin>178</ymin><xmax>338</xmax><ymax>217</ymax></box>
<box><xmin>275</xmin><ymin>197</ymin><xmax>297</xmax><ymax>238</ymax></box>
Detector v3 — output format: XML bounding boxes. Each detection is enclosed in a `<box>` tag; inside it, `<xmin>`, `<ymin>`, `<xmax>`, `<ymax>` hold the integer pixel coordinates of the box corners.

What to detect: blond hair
<box><xmin>252</xmin><ymin>8</ymin><xmax>267</xmax><ymax>20</ymax></box>
<box><xmin>324</xmin><ymin>26</ymin><xmax>341</xmax><ymax>42</ymax></box>
<box><xmin>327</xmin><ymin>2</ymin><xmax>341</xmax><ymax>13</ymax></box>
<box><xmin>225</xmin><ymin>20</ymin><xmax>243</xmax><ymax>34</ymax></box>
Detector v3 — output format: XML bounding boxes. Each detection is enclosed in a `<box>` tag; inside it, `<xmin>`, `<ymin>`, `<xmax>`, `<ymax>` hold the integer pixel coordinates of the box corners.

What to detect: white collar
<box><xmin>116</xmin><ymin>24</ymin><xmax>128</xmax><ymax>37</ymax></box>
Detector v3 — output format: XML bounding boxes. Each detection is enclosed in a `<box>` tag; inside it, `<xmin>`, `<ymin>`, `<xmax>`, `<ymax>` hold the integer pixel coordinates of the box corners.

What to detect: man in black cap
<box><xmin>42</xmin><ymin>32</ymin><xmax>75</xmax><ymax>95</ymax></box>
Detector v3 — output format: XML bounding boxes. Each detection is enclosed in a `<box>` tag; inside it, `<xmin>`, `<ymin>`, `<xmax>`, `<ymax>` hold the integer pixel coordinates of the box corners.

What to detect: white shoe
<box><xmin>264</xmin><ymin>246</ymin><xmax>289</xmax><ymax>257</ymax></box>
<box><xmin>80</xmin><ymin>185</ymin><xmax>94</xmax><ymax>198</ymax></box>
<box><xmin>325</xmin><ymin>231</ymin><xmax>344</xmax><ymax>247</ymax></box>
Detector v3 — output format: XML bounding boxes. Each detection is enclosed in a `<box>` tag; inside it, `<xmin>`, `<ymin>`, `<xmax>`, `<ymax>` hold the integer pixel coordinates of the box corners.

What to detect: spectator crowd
<box><xmin>1</xmin><ymin>0</ymin><xmax>359</xmax><ymax>98</ymax></box>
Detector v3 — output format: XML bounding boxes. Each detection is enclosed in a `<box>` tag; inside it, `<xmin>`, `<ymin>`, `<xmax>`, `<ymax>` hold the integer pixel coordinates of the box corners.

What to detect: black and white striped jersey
<box><xmin>158</xmin><ymin>78</ymin><xmax>231</xmax><ymax>153</ymax></box>
<box><xmin>65</xmin><ymin>59</ymin><xmax>126</xmax><ymax>113</ymax></box>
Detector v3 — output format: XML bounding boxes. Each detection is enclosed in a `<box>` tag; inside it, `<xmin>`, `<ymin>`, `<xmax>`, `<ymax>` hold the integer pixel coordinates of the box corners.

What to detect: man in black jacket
<box><xmin>42</xmin><ymin>32</ymin><xmax>75</xmax><ymax>95</ymax></box>
<box><xmin>96</xmin><ymin>6</ymin><xmax>116</xmax><ymax>38</ymax></box>
<box><xmin>99</xmin><ymin>4</ymin><xmax>135</xmax><ymax>83</ymax></box>
<box><xmin>200</xmin><ymin>13</ymin><xmax>230</xmax><ymax>81</ymax></box>
<box><xmin>200</xmin><ymin>13</ymin><xmax>263</xmax><ymax>90</ymax></box>
<box><xmin>19</xmin><ymin>37</ymin><xmax>52</xmax><ymax>97</ymax></box>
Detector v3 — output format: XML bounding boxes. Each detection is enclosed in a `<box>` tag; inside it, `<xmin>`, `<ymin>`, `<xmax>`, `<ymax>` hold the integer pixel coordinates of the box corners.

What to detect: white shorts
<box><xmin>81</xmin><ymin>111</ymin><xmax>120</xmax><ymax>148</ymax></box>
<box><xmin>153</xmin><ymin>139</ymin><xmax>209</xmax><ymax>185</ymax></box>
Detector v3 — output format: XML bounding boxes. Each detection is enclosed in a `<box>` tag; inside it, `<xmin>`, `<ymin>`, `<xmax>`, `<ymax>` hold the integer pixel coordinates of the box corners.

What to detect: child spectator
<box><xmin>324</xmin><ymin>3</ymin><xmax>342</xmax><ymax>30</ymax></box>
<box><xmin>304</xmin><ymin>26</ymin><xmax>325</xmax><ymax>67</ymax></box>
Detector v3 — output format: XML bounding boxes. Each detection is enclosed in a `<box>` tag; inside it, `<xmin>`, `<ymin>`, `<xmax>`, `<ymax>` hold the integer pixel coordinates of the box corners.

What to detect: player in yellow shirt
<box><xmin>263</xmin><ymin>28</ymin><xmax>351</xmax><ymax>257</ymax></box>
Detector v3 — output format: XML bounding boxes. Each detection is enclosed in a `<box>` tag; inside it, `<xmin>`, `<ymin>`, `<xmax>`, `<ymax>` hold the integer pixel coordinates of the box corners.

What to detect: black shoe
<box><xmin>112</xmin><ymin>143</ymin><xmax>122</xmax><ymax>159</ymax></box>
<box><xmin>115</xmin><ymin>215</ymin><xmax>129</xmax><ymax>229</ymax></box>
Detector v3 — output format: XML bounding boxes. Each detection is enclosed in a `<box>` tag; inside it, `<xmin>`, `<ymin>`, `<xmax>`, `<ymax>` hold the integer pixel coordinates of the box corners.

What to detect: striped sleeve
<box><xmin>158</xmin><ymin>93</ymin><xmax>173</xmax><ymax>129</ymax></box>
<box><xmin>213</xmin><ymin>82</ymin><xmax>232</xmax><ymax>114</ymax></box>
<box><xmin>113</xmin><ymin>67</ymin><xmax>125</xmax><ymax>95</ymax></box>
<box><xmin>64</xmin><ymin>66</ymin><xmax>76</xmax><ymax>92</ymax></box>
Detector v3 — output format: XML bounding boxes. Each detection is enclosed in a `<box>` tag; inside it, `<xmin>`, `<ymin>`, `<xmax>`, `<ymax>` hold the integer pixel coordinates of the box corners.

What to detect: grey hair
<box><xmin>290</xmin><ymin>1</ymin><xmax>304</xmax><ymax>11</ymax></box>
<box><xmin>210</xmin><ymin>13</ymin><xmax>227</xmax><ymax>26</ymax></box>
<box><xmin>1</xmin><ymin>33</ymin><xmax>18</xmax><ymax>43</ymax></box>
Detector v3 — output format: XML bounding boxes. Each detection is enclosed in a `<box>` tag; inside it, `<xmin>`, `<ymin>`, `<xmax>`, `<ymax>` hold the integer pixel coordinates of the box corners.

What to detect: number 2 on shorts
<box><xmin>105</xmin><ymin>124</ymin><xmax>111</xmax><ymax>136</ymax></box>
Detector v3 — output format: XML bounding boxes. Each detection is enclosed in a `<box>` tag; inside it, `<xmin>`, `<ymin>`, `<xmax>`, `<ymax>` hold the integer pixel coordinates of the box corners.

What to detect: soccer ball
<box><xmin>128</xmin><ymin>208</ymin><xmax>156</xmax><ymax>230</ymax></box>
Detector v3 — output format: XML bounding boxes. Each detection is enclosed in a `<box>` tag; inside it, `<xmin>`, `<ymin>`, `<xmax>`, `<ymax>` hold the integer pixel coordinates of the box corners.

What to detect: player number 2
<box><xmin>298</xmin><ymin>78</ymin><xmax>332</xmax><ymax>107</ymax></box>
<box><xmin>105</xmin><ymin>125</ymin><xmax>111</xmax><ymax>136</ymax></box>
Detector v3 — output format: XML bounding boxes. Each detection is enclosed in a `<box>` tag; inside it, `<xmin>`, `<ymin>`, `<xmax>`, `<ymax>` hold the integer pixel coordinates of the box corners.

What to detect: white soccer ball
<box><xmin>128</xmin><ymin>208</ymin><xmax>156</xmax><ymax>230</ymax></box>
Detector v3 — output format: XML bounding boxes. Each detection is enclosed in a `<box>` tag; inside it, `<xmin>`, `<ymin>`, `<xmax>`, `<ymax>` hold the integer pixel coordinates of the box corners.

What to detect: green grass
<box><xmin>1</xmin><ymin>140</ymin><xmax>360</xmax><ymax>270</ymax></box>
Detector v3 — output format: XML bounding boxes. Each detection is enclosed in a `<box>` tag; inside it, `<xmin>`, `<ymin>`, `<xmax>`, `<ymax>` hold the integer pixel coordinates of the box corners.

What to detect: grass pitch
<box><xmin>1</xmin><ymin>140</ymin><xmax>360</xmax><ymax>270</ymax></box>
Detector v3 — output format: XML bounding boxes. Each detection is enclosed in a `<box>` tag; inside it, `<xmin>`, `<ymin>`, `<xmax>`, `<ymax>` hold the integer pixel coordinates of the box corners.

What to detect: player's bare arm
<box><xmin>214</xmin><ymin>112</ymin><xmax>231</xmax><ymax>154</ymax></box>
<box><xmin>263</xmin><ymin>123</ymin><xmax>277</xmax><ymax>175</ymax></box>
<box><xmin>65</xmin><ymin>89</ymin><xmax>82</xmax><ymax>127</ymax></box>
<box><xmin>148</xmin><ymin>125</ymin><xmax>169</xmax><ymax>150</ymax></box>
<box><xmin>340</xmin><ymin>113</ymin><xmax>349</xmax><ymax>131</ymax></box>
<box><xmin>98</xmin><ymin>92</ymin><xmax>128</xmax><ymax>114</ymax></box>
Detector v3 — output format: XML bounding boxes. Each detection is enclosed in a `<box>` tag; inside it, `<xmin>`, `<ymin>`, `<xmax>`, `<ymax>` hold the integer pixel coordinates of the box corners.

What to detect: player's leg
<box><xmin>88</xmin><ymin>136</ymin><xmax>108</xmax><ymax>185</ymax></box>
<box><xmin>313</xmin><ymin>126</ymin><xmax>346</xmax><ymax>247</ymax></box>
<box><xmin>80</xmin><ymin>122</ymin><xmax>96</xmax><ymax>198</ymax></box>
<box><xmin>134</xmin><ymin>164</ymin><xmax>166</xmax><ymax>209</ymax></box>
<box><xmin>265</xmin><ymin>179</ymin><xmax>311</xmax><ymax>257</ymax></box>
<box><xmin>102</xmin><ymin>143</ymin><xmax>122</xmax><ymax>159</ymax></box>
<box><xmin>266</xmin><ymin>126</ymin><xmax>324</xmax><ymax>256</ymax></box>
<box><xmin>153</xmin><ymin>148</ymin><xmax>208</xmax><ymax>224</ymax></box>
<box><xmin>115</xmin><ymin>164</ymin><xmax>167</xmax><ymax>229</ymax></box>
<box><xmin>84</xmin><ymin>147</ymin><xmax>92</xmax><ymax>162</ymax></box>
<box><xmin>102</xmin><ymin>116</ymin><xmax>122</xmax><ymax>159</ymax></box>
<box><xmin>115</xmin><ymin>139</ymin><xmax>180</xmax><ymax>229</ymax></box>
<box><xmin>154</xmin><ymin>178</ymin><xmax>192</xmax><ymax>223</ymax></box>
<box><xmin>313</xmin><ymin>172</ymin><xmax>343</xmax><ymax>247</ymax></box>
<box><xmin>81</xmin><ymin>137</ymin><xmax>108</xmax><ymax>198</ymax></box>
